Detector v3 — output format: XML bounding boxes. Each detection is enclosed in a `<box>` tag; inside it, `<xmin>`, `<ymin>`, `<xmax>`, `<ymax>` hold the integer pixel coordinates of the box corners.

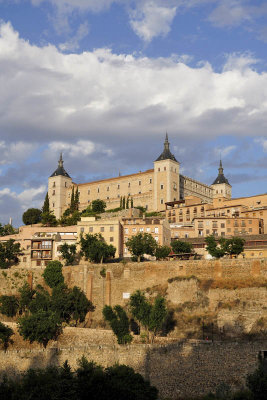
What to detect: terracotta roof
<box><xmin>75</xmin><ymin>169</ymin><xmax>154</xmax><ymax>187</ymax></box>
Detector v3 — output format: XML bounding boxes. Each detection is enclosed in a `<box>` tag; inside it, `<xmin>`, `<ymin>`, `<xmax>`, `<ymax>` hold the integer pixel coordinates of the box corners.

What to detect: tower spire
<box><xmin>58</xmin><ymin>153</ymin><xmax>63</xmax><ymax>168</ymax></box>
<box><xmin>164</xmin><ymin>132</ymin><xmax>170</xmax><ymax>151</ymax></box>
<box><xmin>218</xmin><ymin>158</ymin><xmax>223</xmax><ymax>175</ymax></box>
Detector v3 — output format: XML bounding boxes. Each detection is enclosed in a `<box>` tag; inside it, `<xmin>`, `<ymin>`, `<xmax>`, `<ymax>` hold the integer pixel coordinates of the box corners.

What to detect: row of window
<box><xmin>124</xmin><ymin>227</ymin><xmax>159</xmax><ymax>234</ymax></box>
<box><xmin>80</xmin><ymin>226</ymin><xmax>114</xmax><ymax>233</ymax></box>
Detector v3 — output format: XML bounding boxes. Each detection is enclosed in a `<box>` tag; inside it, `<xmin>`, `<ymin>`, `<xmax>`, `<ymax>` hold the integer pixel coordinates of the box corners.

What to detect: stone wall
<box><xmin>0</xmin><ymin>325</ymin><xmax>266</xmax><ymax>399</ymax></box>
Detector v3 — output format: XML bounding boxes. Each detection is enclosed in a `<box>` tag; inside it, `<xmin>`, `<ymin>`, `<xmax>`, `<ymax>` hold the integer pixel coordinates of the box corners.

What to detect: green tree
<box><xmin>28</xmin><ymin>285</ymin><xmax>52</xmax><ymax>314</ymax></box>
<box><xmin>18</xmin><ymin>283</ymin><xmax>35</xmax><ymax>313</ymax></box>
<box><xmin>126</xmin><ymin>196</ymin><xmax>129</xmax><ymax>209</ymax></box>
<box><xmin>171</xmin><ymin>240</ymin><xmax>193</xmax><ymax>254</ymax></box>
<box><xmin>0</xmin><ymin>239</ymin><xmax>21</xmax><ymax>269</ymax></box>
<box><xmin>122</xmin><ymin>196</ymin><xmax>126</xmax><ymax>209</ymax></box>
<box><xmin>59</xmin><ymin>243</ymin><xmax>77</xmax><ymax>265</ymax></box>
<box><xmin>155</xmin><ymin>245</ymin><xmax>171</xmax><ymax>260</ymax></box>
<box><xmin>70</xmin><ymin>186</ymin><xmax>75</xmax><ymax>213</ymax></box>
<box><xmin>0</xmin><ymin>223</ymin><xmax>17</xmax><ymax>236</ymax></box>
<box><xmin>18</xmin><ymin>310</ymin><xmax>62</xmax><ymax>348</ymax></box>
<box><xmin>91</xmin><ymin>199</ymin><xmax>106</xmax><ymax>214</ymax></box>
<box><xmin>80</xmin><ymin>233</ymin><xmax>116</xmax><ymax>263</ymax></box>
<box><xmin>22</xmin><ymin>208</ymin><xmax>42</xmax><ymax>225</ymax></box>
<box><xmin>129</xmin><ymin>290</ymin><xmax>168</xmax><ymax>343</ymax></box>
<box><xmin>74</xmin><ymin>187</ymin><xmax>79</xmax><ymax>211</ymax></box>
<box><xmin>103</xmin><ymin>305</ymin><xmax>133</xmax><ymax>344</ymax></box>
<box><xmin>43</xmin><ymin>260</ymin><xmax>64</xmax><ymax>288</ymax></box>
<box><xmin>126</xmin><ymin>233</ymin><xmax>157</xmax><ymax>262</ymax></box>
<box><xmin>0</xmin><ymin>295</ymin><xmax>19</xmax><ymax>317</ymax></box>
<box><xmin>0</xmin><ymin>322</ymin><xmax>14</xmax><ymax>351</ymax></box>
<box><xmin>120</xmin><ymin>196</ymin><xmax>122</xmax><ymax>208</ymax></box>
<box><xmin>68</xmin><ymin>286</ymin><xmax>95</xmax><ymax>325</ymax></box>
<box><xmin>224</xmin><ymin>237</ymin><xmax>246</xmax><ymax>257</ymax></box>
<box><xmin>42</xmin><ymin>192</ymin><xmax>50</xmax><ymax>213</ymax></box>
<box><xmin>131</xmin><ymin>197</ymin><xmax>134</xmax><ymax>208</ymax></box>
<box><xmin>59</xmin><ymin>210</ymin><xmax>81</xmax><ymax>226</ymax></box>
<box><xmin>205</xmin><ymin>235</ymin><xmax>226</xmax><ymax>258</ymax></box>
<box><xmin>41</xmin><ymin>210</ymin><xmax>57</xmax><ymax>227</ymax></box>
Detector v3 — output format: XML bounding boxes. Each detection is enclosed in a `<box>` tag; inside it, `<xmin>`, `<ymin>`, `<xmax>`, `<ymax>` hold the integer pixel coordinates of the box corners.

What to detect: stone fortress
<box><xmin>48</xmin><ymin>134</ymin><xmax>231</xmax><ymax>219</ymax></box>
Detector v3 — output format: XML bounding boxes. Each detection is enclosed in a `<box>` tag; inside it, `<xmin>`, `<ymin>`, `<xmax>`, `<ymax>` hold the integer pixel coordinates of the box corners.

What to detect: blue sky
<box><xmin>0</xmin><ymin>0</ymin><xmax>266</xmax><ymax>225</ymax></box>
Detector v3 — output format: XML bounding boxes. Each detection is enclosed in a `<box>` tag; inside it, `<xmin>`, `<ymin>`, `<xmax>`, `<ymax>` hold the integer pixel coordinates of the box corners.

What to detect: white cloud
<box><xmin>0</xmin><ymin>141</ymin><xmax>36</xmax><ymax>165</ymax></box>
<box><xmin>129</xmin><ymin>2</ymin><xmax>177</xmax><ymax>42</ymax></box>
<box><xmin>255</xmin><ymin>138</ymin><xmax>267</xmax><ymax>153</ymax></box>
<box><xmin>208</xmin><ymin>0</ymin><xmax>252</xmax><ymax>28</ymax></box>
<box><xmin>214</xmin><ymin>145</ymin><xmax>237</xmax><ymax>158</ymax></box>
<box><xmin>1</xmin><ymin>21</ymin><xmax>267</xmax><ymax>145</ymax></box>
<box><xmin>59</xmin><ymin>21</ymin><xmax>90</xmax><ymax>51</ymax></box>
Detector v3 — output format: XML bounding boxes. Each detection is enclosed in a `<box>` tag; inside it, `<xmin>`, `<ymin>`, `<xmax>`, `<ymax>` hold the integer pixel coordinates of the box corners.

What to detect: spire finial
<box><xmin>218</xmin><ymin>158</ymin><xmax>223</xmax><ymax>174</ymax></box>
<box><xmin>58</xmin><ymin>153</ymin><xmax>63</xmax><ymax>168</ymax></box>
<box><xmin>164</xmin><ymin>132</ymin><xmax>169</xmax><ymax>151</ymax></box>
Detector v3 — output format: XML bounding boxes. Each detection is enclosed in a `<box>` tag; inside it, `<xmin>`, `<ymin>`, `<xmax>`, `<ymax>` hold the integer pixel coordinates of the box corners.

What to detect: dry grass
<box><xmin>200</xmin><ymin>277</ymin><xmax>267</xmax><ymax>290</ymax></box>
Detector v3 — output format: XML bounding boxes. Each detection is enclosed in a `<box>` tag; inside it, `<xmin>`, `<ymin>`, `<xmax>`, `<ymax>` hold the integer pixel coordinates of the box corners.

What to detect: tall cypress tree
<box><xmin>126</xmin><ymin>196</ymin><xmax>129</xmax><ymax>209</ymax></box>
<box><xmin>131</xmin><ymin>197</ymin><xmax>133</xmax><ymax>208</ymax></box>
<box><xmin>74</xmin><ymin>187</ymin><xmax>79</xmax><ymax>211</ymax></box>
<box><xmin>42</xmin><ymin>193</ymin><xmax>50</xmax><ymax>213</ymax></box>
<box><xmin>122</xmin><ymin>196</ymin><xmax>126</xmax><ymax>209</ymax></box>
<box><xmin>70</xmin><ymin>186</ymin><xmax>75</xmax><ymax>213</ymax></box>
<box><xmin>120</xmin><ymin>196</ymin><xmax>122</xmax><ymax>209</ymax></box>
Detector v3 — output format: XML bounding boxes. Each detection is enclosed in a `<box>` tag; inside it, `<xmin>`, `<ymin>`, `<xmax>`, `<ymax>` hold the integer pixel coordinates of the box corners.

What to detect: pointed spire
<box><xmin>164</xmin><ymin>132</ymin><xmax>170</xmax><ymax>151</ymax></box>
<box><xmin>58</xmin><ymin>152</ymin><xmax>63</xmax><ymax>168</ymax></box>
<box><xmin>211</xmin><ymin>158</ymin><xmax>231</xmax><ymax>186</ymax></box>
<box><xmin>218</xmin><ymin>158</ymin><xmax>223</xmax><ymax>175</ymax></box>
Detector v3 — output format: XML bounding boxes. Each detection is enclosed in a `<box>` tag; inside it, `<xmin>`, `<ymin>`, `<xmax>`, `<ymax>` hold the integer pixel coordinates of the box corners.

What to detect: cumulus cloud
<box><xmin>0</xmin><ymin>141</ymin><xmax>36</xmax><ymax>165</ymax></box>
<box><xmin>129</xmin><ymin>2</ymin><xmax>177</xmax><ymax>42</ymax></box>
<box><xmin>255</xmin><ymin>138</ymin><xmax>267</xmax><ymax>153</ymax></box>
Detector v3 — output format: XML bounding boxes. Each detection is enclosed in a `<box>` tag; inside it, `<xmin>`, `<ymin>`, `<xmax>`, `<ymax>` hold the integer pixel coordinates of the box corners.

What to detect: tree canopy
<box><xmin>0</xmin><ymin>239</ymin><xmax>21</xmax><ymax>269</ymax></box>
<box><xmin>155</xmin><ymin>245</ymin><xmax>171</xmax><ymax>260</ymax></box>
<box><xmin>103</xmin><ymin>305</ymin><xmax>133</xmax><ymax>344</ymax></box>
<box><xmin>171</xmin><ymin>240</ymin><xmax>193</xmax><ymax>254</ymax></box>
<box><xmin>205</xmin><ymin>236</ymin><xmax>246</xmax><ymax>258</ymax></box>
<box><xmin>41</xmin><ymin>210</ymin><xmax>57</xmax><ymax>227</ymax></box>
<box><xmin>42</xmin><ymin>192</ymin><xmax>50</xmax><ymax>213</ymax></box>
<box><xmin>129</xmin><ymin>290</ymin><xmax>168</xmax><ymax>343</ymax></box>
<box><xmin>80</xmin><ymin>233</ymin><xmax>116</xmax><ymax>263</ymax></box>
<box><xmin>126</xmin><ymin>233</ymin><xmax>157</xmax><ymax>262</ymax></box>
<box><xmin>22</xmin><ymin>208</ymin><xmax>42</xmax><ymax>225</ymax></box>
<box><xmin>0</xmin><ymin>295</ymin><xmax>19</xmax><ymax>317</ymax></box>
<box><xmin>91</xmin><ymin>199</ymin><xmax>106</xmax><ymax>214</ymax></box>
<box><xmin>0</xmin><ymin>322</ymin><xmax>14</xmax><ymax>351</ymax></box>
<box><xmin>0</xmin><ymin>223</ymin><xmax>17</xmax><ymax>236</ymax></box>
<box><xmin>59</xmin><ymin>243</ymin><xmax>77</xmax><ymax>265</ymax></box>
<box><xmin>42</xmin><ymin>260</ymin><xmax>64</xmax><ymax>288</ymax></box>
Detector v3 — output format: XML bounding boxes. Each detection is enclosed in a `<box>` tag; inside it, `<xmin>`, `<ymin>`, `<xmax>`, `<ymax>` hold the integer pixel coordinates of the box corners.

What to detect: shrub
<box><xmin>0</xmin><ymin>295</ymin><xmax>19</xmax><ymax>317</ymax></box>
<box><xmin>103</xmin><ymin>305</ymin><xmax>133</xmax><ymax>344</ymax></box>
<box><xmin>0</xmin><ymin>322</ymin><xmax>14</xmax><ymax>351</ymax></box>
<box><xmin>43</xmin><ymin>261</ymin><xmax>64</xmax><ymax>288</ymax></box>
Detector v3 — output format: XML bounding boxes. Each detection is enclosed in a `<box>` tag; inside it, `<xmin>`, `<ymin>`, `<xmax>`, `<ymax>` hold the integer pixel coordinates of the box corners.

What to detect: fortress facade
<box><xmin>48</xmin><ymin>134</ymin><xmax>232</xmax><ymax>219</ymax></box>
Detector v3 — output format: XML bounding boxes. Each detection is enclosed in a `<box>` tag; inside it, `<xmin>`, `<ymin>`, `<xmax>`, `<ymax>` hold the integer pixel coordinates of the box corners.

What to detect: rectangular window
<box><xmin>227</xmin><ymin>228</ymin><xmax>231</xmax><ymax>232</ymax></box>
<box><xmin>110</xmin><ymin>237</ymin><xmax>114</xmax><ymax>242</ymax></box>
<box><xmin>52</xmin><ymin>190</ymin><xmax>55</xmax><ymax>195</ymax></box>
<box><xmin>125</xmin><ymin>228</ymin><xmax>128</xmax><ymax>234</ymax></box>
<box><xmin>221</xmin><ymin>223</ymin><xmax>225</xmax><ymax>228</ymax></box>
<box><xmin>100</xmin><ymin>227</ymin><xmax>104</xmax><ymax>232</ymax></box>
<box><xmin>80</xmin><ymin>228</ymin><xmax>84</xmax><ymax>233</ymax></box>
<box><xmin>23</xmin><ymin>257</ymin><xmax>27</xmax><ymax>262</ymax></box>
<box><xmin>249</xmin><ymin>220</ymin><xmax>252</xmax><ymax>224</ymax></box>
<box><xmin>249</xmin><ymin>228</ymin><xmax>252</xmax><ymax>232</ymax></box>
<box><xmin>107</xmin><ymin>196</ymin><xmax>109</xmax><ymax>200</ymax></box>
<box><xmin>155</xmin><ymin>236</ymin><xmax>159</xmax><ymax>242</ymax></box>
<box><xmin>206</xmin><ymin>229</ymin><xmax>210</xmax><ymax>234</ymax></box>
<box><xmin>160</xmin><ymin>199</ymin><xmax>164</xmax><ymax>204</ymax></box>
<box><xmin>88</xmin><ymin>189</ymin><xmax>90</xmax><ymax>194</ymax></box>
<box><xmin>65</xmin><ymin>182</ymin><xmax>67</xmax><ymax>187</ymax></box>
<box><xmin>146</xmin><ymin>227</ymin><xmax>150</xmax><ymax>232</ymax></box>
<box><xmin>53</xmin><ymin>182</ymin><xmax>56</xmax><ymax>187</ymax></box>
<box><xmin>89</xmin><ymin>227</ymin><xmax>93</xmax><ymax>232</ymax></box>
<box><xmin>97</xmin><ymin>188</ymin><xmax>100</xmax><ymax>193</ymax></box>
<box><xmin>149</xmin><ymin>178</ymin><xmax>152</xmax><ymax>184</ymax></box>
<box><xmin>155</xmin><ymin>227</ymin><xmax>159</xmax><ymax>233</ymax></box>
<box><xmin>128</xmin><ymin>182</ymin><xmax>130</xmax><ymax>187</ymax></box>
<box><xmin>164</xmin><ymin>167</ymin><xmax>166</xmax><ymax>171</ymax></box>
<box><xmin>139</xmin><ymin>228</ymin><xmax>144</xmax><ymax>232</ymax></box>
<box><xmin>139</xmin><ymin>181</ymin><xmax>141</xmax><ymax>185</ymax></box>
<box><xmin>107</xmin><ymin>187</ymin><xmax>109</xmax><ymax>191</ymax></box>
<box><xmin>221</xmin><ymin>232</ymin><xmax>225</xmax><ymax>236</ymax></box>
<box><xmin>132</xmin><ymin>228</ymin><xmax>136</xmax><ymax>232</ymax></box>
<box><xmin>110</xmin><ymin>226</ymin><xmax>114</xmax><ymax>232</ymax></box>
<box><xmin>158</xmin><ymin>168</ymin><xmax>160</xmax><ymax>171</ymax></box>
<box><xmin>160</xmin><ymin>184</ymin><xmax>164</xmax><ymax>190</ymax></box>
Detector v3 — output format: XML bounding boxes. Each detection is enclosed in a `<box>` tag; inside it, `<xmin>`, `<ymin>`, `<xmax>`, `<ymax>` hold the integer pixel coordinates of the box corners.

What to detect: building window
<box><xmin>23</xmin><ymin>257</ymin><xmax>27</xmax><ymax>262</ymax></box>
<box><xmin>139</xmin><ymin>191</ymin><xmax>141</xmax><ymax>194</ymax></box>
<box><xmin>155</xmin><ymin>236</ymin><xmax>159</xmax><ymax>242</ymax></box>
<box><xmin>146</xmin><ymin>227</ymin><xmax>150</xmax><ymax>232</ymax></box>
<box><xmin>158</xmin><ymin>168</ymin><xmax>160</xmax><ymax>172</ymax></box>
<box><xmin>107</xmin><ymin>187</ymin><xmax>109</xmax><ymax>191</ymax></box>
<box><xmin>249</xmin><ymin>228</ymin><xmax>252</xmax><ymax>232</ymax></box>
<box><xmin>88</xmin><ymin>189</ymin><xmax>90</xmax><ymax>194</ymax></box>
<box><xmin>125</xmin><ymin>228</ymin><xmax>128</xmax><ymax>234</ymax></box>
<box><xmin>132</xmin><ymin>228</ymin><xmax>136</xmax><ymax>232</ymax></box>
<box><xmin>206</xmin><ymin>229</ymin><xmax>210</xmax><ymax>234</ymax></box>
<box><xmin>160</xmin><ymin>184</ymin><xmax>164</xmax><ymax>190</ymax></box>
<box><xmin>89</xmin><ymin>227</ymin><xmax>93</xmax><ymax>232</ymax></box>
<box><xmin>221</xmin><ymin>223</ymin><xmax>225</xmax><ymax>228</ymax></box>
<box><xmin>52</xmin><ymin>190</ymin><xmax>55</xmax><ymax>195</ymax></box>
<box><xmin>149</xmin><ymin>178</ymin><xmax>152</xmax><ymax>184</ymax></box>
<box><xmin>37</xmin><ymin>260</ymin><xmax>41</xmax><ymax>266</ymax></box>
<box><xmin>107</xmin><ymin>196</ymin><xmax>109</xmax><ymax>200</ymax></box>
<box><xmin>139</xmin><ymin>181</ymin><xmax>141</xmax><ymax>185</ymax></box>
<box><xmin>52</xmin><ymin>203</ymin><xmax>55</xmax><ymax>207</ymax></box>
<box><xmin>80</xmin><ymin>228</ymin><xmax>84</xmax><ymax>233</ymax></box>
<box><xmin>227</xmin><ymin>228</ymin><xmax>231</xmax><ymax>232</ymax></box>
<box><xmin>155</xmin><ymin>227</ymin><xmax>159</xmax><ymax>233</ymax></box>
<box><xmin>160</xmin><ymin>199</ymin><xmax>164</xmax><ymax>204</ymax></box>
<box><xmin>53</xmin><ymin>182</ymin><xmax>56</xmax><ymax>187</ymax></box>
<box><xmin>65</xmin><ymin>182</ymin><xmax>67</xmax><ymax>187</ymax></box>
<box><xmin>110</xmin><ymin>226</ymin><xmax>114</xmax><ymax>232</ymax></box>
<box><xmin>100</xmin><ymin>227</ymin><xmax>104</xmax><ymax>232</ymax></box>
<box><xmin>128</xmin><ymin>182</ymin><xmax>130</xmax><ymax>187</ymax></box>
<box><xmin>117</xmin><ymin>184</ymin><xmax>120</xmax><ymax>189</ymax></box>
<box><xmin>164</xmin><ymin>167</ymin><xmax>166</xmax><ymax>171</ymax></box>
<box><xmin>110</xmin><ymin>237</ymin><xmax>114</xmax><ymax>242</ymax></box>
<box><xmin>88</xmin><ymin>200</ymin><xmax>90</xmax><ymax>203</ymax></box>
<box><xmin>139</xmin><ymin>228</ymin><xmax>144</xmax><ymax>232</ymax></box>
<box><xmin>97</xmin><ymin>188</ymin><xmax>100</xmax><ymax>193</ymax></box>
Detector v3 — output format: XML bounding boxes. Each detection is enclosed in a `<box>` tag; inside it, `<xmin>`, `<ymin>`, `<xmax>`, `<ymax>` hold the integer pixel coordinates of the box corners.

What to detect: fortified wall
<box><xmin>0</xmin><ymin>324</ymin><xmax>266</xmax><ymax>399</ymax></box>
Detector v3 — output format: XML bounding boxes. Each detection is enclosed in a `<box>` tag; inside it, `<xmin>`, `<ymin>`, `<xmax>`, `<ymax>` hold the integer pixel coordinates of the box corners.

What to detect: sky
<box><xmin>0</xmin><ymin>0</ymin><xmax>266</xmax><ymax>226</ymax></box>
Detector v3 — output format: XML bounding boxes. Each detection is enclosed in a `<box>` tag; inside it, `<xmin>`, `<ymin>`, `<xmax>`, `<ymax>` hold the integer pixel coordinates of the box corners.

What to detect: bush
<box><xmin>155</xmin><ymin>245</ymin><xmax>171</xmax><ymax>260</ymax></box>
<box><xmin>43</xmin><ymin>261</ymin><xmax>64</xmax><ymax>288</ymax></box>
<box><xmin>80</xmin><ymin>233</ymin><xmax>116</xmax><ymax>263</ymax></box>
<box><xmin>0</xmin><ymin>295</ymin><xmax>19</xmax><ymax>317</ymax></box>
<box><xmin>171</xmin><ymin>240</ymin><xmax>193</xmax><ymax>254</ymax></box>
<box><xmin>103</xmin><ymin>305</ymin><xmax>133</xmax><ymax>344</ymax></box>
<box><xmin>0</xmin><ymin>321</ymin><xmax>14</xmax><ymax>350</ymax></box>
<box><xmin>126</xmin><ymin>233</ymin><xmax>157</xmax><ymax>262</ymax></box>
<box><xmin>0</xmin><ymin>239</ymin><xmax>21</xmax><ymax>269</ymax></box>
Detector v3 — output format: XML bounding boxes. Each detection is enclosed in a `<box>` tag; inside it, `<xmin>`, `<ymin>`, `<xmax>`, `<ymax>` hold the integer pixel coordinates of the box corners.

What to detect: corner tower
<box><xmin>153</xmin><ymin>134</ymin><xmax>180</xmax><ymax>210</ymax></box>
<box><xmin>211</xmin><ymin>160</ymin><xmax>232</xmax><ymax>199</ymax></box>
<box><xmin>48</xmin><ymin>154</ymin><xmax>72</xmax><ymax>219</ymax></box>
